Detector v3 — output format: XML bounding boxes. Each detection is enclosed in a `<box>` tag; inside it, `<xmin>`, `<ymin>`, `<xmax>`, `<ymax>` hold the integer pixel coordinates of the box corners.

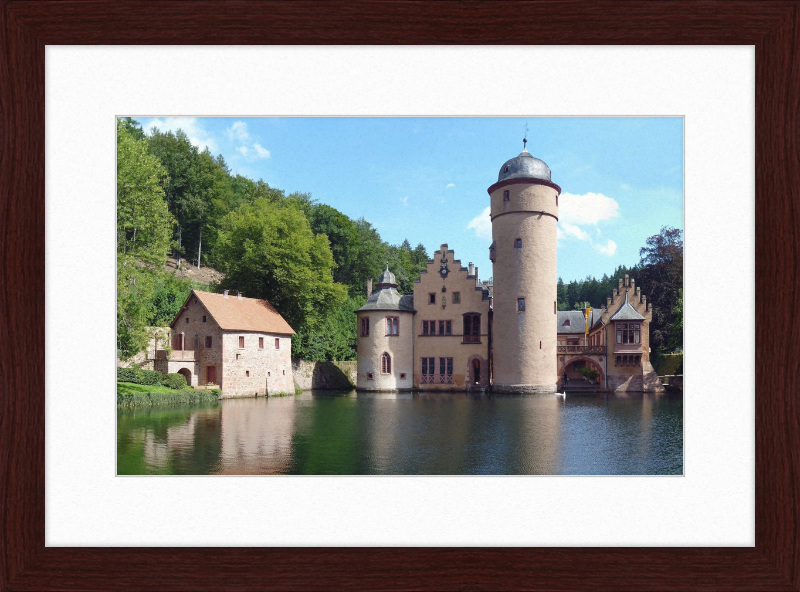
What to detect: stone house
<box><xmin>154</xmin><ymin>289</ymin><xmax>296</xmax><ymax>397</ymax></box>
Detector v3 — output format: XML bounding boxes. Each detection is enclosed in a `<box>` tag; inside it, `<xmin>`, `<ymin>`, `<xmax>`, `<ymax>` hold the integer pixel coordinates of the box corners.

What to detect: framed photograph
<box><xmin>2</xmin><ymin>2</ymin><xmax>797</xmax><ymax>590</ymax></box>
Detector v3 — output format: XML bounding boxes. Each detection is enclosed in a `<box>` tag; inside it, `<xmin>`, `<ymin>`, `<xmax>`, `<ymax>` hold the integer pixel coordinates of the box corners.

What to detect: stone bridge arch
<box><xmin>558</xmin><ymin>355</ymin><xmax>605</xmax><ymax>387</ymax></box>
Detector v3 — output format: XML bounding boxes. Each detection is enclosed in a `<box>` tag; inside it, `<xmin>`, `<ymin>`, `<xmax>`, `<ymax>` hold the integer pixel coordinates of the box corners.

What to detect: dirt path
<box><xmin>165</xmin><ymin>256</ymin><xmax>224</xmax><ymax>286</ymax></box>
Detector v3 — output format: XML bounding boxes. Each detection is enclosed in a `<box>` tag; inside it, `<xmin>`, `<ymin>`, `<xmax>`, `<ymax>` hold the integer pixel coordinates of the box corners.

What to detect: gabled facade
<box><xmin>155</xmin><ymin>289</ymin><xmax>296</xmax><ymax>397</ymax></box>
<box><xmin>413</xmin><ymin>245</ymin><xmax>492</xmax><ymax>391</ymax></box>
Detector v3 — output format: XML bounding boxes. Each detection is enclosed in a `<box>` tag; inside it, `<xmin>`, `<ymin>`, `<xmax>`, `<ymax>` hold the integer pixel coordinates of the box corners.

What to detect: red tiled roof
<box><xmin>189</xmin><ymin>290</ymin><xmax>295</xmax><ymax>334</ymax></box>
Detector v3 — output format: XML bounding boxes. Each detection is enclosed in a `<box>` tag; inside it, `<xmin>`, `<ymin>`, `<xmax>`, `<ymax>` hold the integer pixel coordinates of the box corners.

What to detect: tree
<box><xmin>213</xmin><ymin>198</ymin><xmax>348</xmax><ymax>355</ymax></box>
<box><xmin>667</xmin><ymin>289</ymin><xmax>683</xmax><ymax>351</ymax></box>
<box><xmin>116</xmin><ymin>121</ymin><xmax>175</xmax><ymax>359</ymax></box>
<box><xmin>636</xmin><ymin>226</ymin><xmax>683</xmax><ymax>352</ymax></box>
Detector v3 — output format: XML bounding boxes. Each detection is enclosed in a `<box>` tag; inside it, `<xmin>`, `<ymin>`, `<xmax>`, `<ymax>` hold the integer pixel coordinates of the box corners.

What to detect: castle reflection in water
<box><xmin>118</xmin><ymin>390</ymin><xmax>682</xmax><ymax>476</ymax></box>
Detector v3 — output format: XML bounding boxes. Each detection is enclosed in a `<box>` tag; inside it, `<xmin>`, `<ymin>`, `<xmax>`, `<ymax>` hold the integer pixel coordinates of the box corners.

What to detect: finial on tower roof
<box><xmin>523</xmin><ymin>122</ymin><xmax>529</xmax><ymax>151</ymax></box>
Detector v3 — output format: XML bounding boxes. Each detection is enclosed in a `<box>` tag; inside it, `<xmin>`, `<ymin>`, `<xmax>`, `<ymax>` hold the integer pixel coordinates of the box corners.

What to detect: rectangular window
<box><xmin>439</xmin><ymin>357</ymin><xmax>446</xmax><ymax>376</ymax></box>
<box><xmin>386</xmin><ymin>317</ymin><xmax>399</xmax><ymax>336</ymax></box>
<box><xmin>361</xmin><ymin>317</ymin><xmax>370</xmax><ymax>336</ymax></box>
<box><xmin>185</xmin><ymin>317</ymin><xmax>189</xmax><ymax>324</ymax></box>
<box><xmin>515</xmin><ymin>238</ymin><xmax>522</xmax><ymax>248</ymax></box>
<box><xmin>239</xmin><ymin>336</ymin><xmax>245</xmax><ymax>348</ymax></box>
<box><xmin>245</xmin><ymin>370</ymin><xmax>250</xmax><ymax>377</ymax></box>
<box><xmin>452</xmin><ymin>292</ymin><xmax>460</xmax><ymax>304</ymax></box>
<box><xmin>438</xmin><ymin>320</ymin><xmax>445</xmax><ymax>335</ymax></box>
<box><xmin>202</xmin><ymin>315</ymin><xmax>207</xmax><ymax>323</ymax></box>
<box><xmin>503</xmin><ymin>190</ymin><xmax>510</xmax><ymax>202</ymax></box>
<box><xmin>517</xmin><ymin>298</ymin><xmax>525</xmax><ymax>311</ymax></box>
<box><xmin>423</xmin><ymin>320</ymin><xmax>435</xmax><ymax>336</ymax></box>
<box><xmin>275</xmin><ymin>338</ymin><xmax>280</xmax><ymax>349</ymax></box>
<box><xmin>445</xmin><ymin>320</ymin><xmax>451</xmax><ymax>335</ymax></box>
<box><xmin>429</xmin><ymin>293</ymin><xmax>436</xmax><ymax>305</ymax></box>
<box><xmin>258</xmin><ymin>337</ymin><xmax>264</xmax><ymax>349</ymax></box>
<box><xmin>205</xmin><ymin>336</ymin><xmax>212</xmax><ymax>348</ymax></box>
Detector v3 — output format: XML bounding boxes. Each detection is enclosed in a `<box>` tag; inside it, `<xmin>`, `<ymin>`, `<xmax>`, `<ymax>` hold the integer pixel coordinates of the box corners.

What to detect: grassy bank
<box><xmin>117</xmin><ymin>382</ymin><xmax>220</xmax><ymax>408</ymax></box>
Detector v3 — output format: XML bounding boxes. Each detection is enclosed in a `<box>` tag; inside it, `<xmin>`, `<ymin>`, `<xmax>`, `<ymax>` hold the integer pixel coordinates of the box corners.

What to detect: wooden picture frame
<box><xmin>1</xmin><ymin>2</ymin><xmax>797</xmax><ymax>589</ymax></box>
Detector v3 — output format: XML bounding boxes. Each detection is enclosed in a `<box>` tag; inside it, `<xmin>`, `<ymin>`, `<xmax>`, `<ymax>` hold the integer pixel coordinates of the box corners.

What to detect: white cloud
<box><xmin>467</xmin><ymin>207</ymin><xmax>492</xmax><ymax>241</ymax></box>
<box><xmin>253</xmin><ymin>143</ymin><xmax>270</xmax><ymax>159</ymax></box>
<box><xmin>561</xmin><ymin>222</ymin><xmax>591</xmax><ymax>242</ymax></box>
<box><xmin>140</xmin><ymin>117</ymin><xmax>218</xmax><ymax>153</ymax></box>
<box><xmin>400</xmin><ymin>196</ymin><xmax>408</xmax><ymax>206</ymax></box>
<box><xmin>594</xmin><ymin>239</ymin><xmax>617</xmax><ymax>256</ymax></box>
<box><xmin>446</xmin><ymin>183</ymin><xmax>455</xmax><ymax>189</ymax></box>
<box><xmin>559</xmin><ymin>192</ymin><xmax>619</xmax><ymax>226</ymax></box>
<box><xmin>237</xmin><ymin>146</ymin><xmax>250</xmax><ymax>158</ymax></box>
<box><xmin>620</xmin><ymin>183</ymin><xmax>632</xmax><ymax>190</ymax></box>
<box><xmin>226</xmin><ymin>120</ymin><xmax>250</xmax><ymax>143</ymax></box>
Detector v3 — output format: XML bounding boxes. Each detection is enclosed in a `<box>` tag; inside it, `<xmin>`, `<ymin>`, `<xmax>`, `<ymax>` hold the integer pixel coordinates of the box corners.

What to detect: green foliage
<box><xmin>117</xmin><ymin>120</ymin><xmax>176</xmax><ymax>360</ymax></box>
<box><xmin>214</xmin><ymin>198</ymin><xmax>348</xmax><ymax>342</ymax></box>
<box><xmin>117</xmin><ymin>367</ymin><xmax>163</xmax><ymax>386</ymax></box>
<box><xmin>117</xmin><ymin>385</ymin><xmax>219</xmax><ymax>408</ymax></box>
<box><xmin>667</xmin><ymin>289</ymin><xmax>683</xmax><ymax>351</ymax></box>
<box><xmin>293</xmin><ymin>296</ymin><xmax>366</xmax><ymax>361</ymax></box>
<box><xmin>160</xmin><ymin>373</ymin><xmax>188</xmax><ymax>390</ymax></box>
<box><xmin>579</xmin><ymin>367</ymin><xmax>600</xmax><ymax>381</ymax></box>
<box><xmin>636</xmin><ymin>227</ymin><xmax>683</xmax><ymax>353</ymax></box>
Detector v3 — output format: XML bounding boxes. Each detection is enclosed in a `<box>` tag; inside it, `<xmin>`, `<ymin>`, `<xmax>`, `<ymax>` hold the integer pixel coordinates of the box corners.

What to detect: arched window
<box><xmin>381</xmin><ymin>352</ymin><xmax>392</xmax><ymax>374</ymax></box>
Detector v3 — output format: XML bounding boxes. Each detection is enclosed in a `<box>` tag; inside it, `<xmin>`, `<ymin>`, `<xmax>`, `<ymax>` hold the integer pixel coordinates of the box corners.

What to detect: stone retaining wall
<box><xmin>292</xmin><ymin>360</ymin><xmax>357</xmax><ymax>391</ymax></box>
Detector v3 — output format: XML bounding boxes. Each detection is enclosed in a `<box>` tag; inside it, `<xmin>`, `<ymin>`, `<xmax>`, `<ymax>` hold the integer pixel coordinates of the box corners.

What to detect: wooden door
<box><xmin>207</xmin><ymin>366</ymin><xmax>216</xmax><ymax>385</ymax></box>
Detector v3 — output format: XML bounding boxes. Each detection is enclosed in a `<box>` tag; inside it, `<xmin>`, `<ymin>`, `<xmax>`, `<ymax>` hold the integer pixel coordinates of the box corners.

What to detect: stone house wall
<box><xmin>292</xmin><ymin>360</ymin><xmax>357</xmax><ymax>391</ymax></box>
<box><xmin>220</xmin><ymin>332</ymin><xmax>294</xmax><ymax>397</ymax></box>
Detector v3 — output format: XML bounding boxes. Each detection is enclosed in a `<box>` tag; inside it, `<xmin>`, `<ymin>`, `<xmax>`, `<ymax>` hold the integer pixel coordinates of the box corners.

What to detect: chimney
<box><xmin>607</xmin><ymin>296</ymin><xmax>612</xmax><ymax>308</ymax></box>
<box><xmin>468</xmin><ymin>262</ymin><xmax>475</xmax><ymax>276</ymax></box>
<box><xmin>223</xmin><ymin>290</ymin><xmax>229</xmax><ymax>298</ymax></box>
<box><xmin>630</xmin><ymin>278</ymin><xmax>635</xmax><ymax>291</ymax></box>
<box><xmin>366</xmin><ymin>278</ymin><xmax>373</xmax><ymax>298</ymax></box>
<box><xmin>237</xmin><ymin>290</ymin><xmax>242</xmax><ymax>299</ymax></box>
<box><xmin>624</xmin><ymin>274</ymin><xmax>630</xmax><ymax>287</ymax></box>
<box><xmin>474</xmin><ymin>266</ymin><xmax>479</xmax><ymax>287</ymax></box>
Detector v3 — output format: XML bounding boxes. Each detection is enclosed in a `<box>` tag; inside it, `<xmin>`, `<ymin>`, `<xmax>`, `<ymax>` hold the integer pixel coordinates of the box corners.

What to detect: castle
<box><xmin>356</xmin><ymin>142</ymin><xmax>663</xmax><ymax>394</ymax></box>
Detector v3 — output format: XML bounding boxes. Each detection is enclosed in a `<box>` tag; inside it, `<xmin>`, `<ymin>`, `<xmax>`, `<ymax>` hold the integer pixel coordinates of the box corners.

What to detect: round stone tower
<box><xmin>489</xmin><ymin>139</ymin><xmax>560</xmax><ymax>393</ymax></box>
<box><xmin>355</xmin><ymin>265</ymin><xmax>415</xmax><ymax>391</ymax></box>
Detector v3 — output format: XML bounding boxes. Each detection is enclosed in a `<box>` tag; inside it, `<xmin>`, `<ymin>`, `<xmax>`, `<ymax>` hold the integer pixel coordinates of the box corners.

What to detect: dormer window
<box><xmin>564</xmin><ymin>319</ymin><xmax>571</xmax><ymax>327</ymax></box>
<box><xmin>503</xmin><ymin>190</ymin><xmax>510</xmax><ymax>201</ymax></box>
<box><xmin>504</xmin><ymin>165</ymin><xmax>509</xmax><ymax>173</ymax></box>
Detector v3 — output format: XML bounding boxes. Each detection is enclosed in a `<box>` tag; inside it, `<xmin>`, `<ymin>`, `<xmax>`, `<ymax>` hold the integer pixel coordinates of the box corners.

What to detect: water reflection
<box><xmin>117</xmin><ymin>391</ymin><xmax>683</xmax><ymax>475</ymax></box>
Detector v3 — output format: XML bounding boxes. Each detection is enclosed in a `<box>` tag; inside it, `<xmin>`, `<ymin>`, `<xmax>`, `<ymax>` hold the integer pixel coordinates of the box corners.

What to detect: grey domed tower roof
<box><xmin>497</xmin><ymin>148</ymin><xmax>552</xmax><ymax>183</ymax></box>
<box><xmin>376</xmin><ymin>264</ymin><xmax>396</xmax><ymax>288</ymax></box>
<box><xmin>356</xmin><ymin>265</ymin><xmax>415</xmax><ymax>312</ymax></box>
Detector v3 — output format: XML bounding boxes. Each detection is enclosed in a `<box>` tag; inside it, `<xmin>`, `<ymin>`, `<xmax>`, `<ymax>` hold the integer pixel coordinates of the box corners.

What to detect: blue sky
<box><xmin>134</xmin><ymin>116</ymin><xmax>683</xmax><ymax>283</ymax></box>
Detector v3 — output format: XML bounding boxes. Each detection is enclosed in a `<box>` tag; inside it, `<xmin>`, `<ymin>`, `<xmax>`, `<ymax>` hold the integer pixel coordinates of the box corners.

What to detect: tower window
<box><xmin>514</xmin><ymin>238</ymin><xmax>522</xmax><ymax>248</ymax></box>
<box><xmin>367</xmin><ymin>372</ymin><xmax>374</xmax><ymax>380</ymax></box>
<box><xmin>429</xmin><ymin>293</ymin><xmax>436</xmax><ymax>305</ymax></box>
<box><xmin>518</xmin><ymin>298</ymin><xmax>526</xmax><ymax>312</ymax></box>
<box><xmin>386</xmin><ymin>316</ymin><xmax>399</xmax><ymax>336</ymax></box>
<box><xmin>381</xmin><ymin>352</ymin><xmax>392</xmax><ymax>374</ymax></box>
<box><xmin>361</xmin><ymin>317</ymin><xmax>370</xmax><ymax>336</ymax></box>
<box><xmin>503</xmin><ymin>189</ymin><xmax>510</xmax><ymax>201</ymax></box>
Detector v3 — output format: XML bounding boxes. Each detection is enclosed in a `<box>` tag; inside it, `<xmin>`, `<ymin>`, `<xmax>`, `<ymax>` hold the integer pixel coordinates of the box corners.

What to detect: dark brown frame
<box><xmin>1</xmin><ymin>1</ymin><xmax>798</xmax><ymax>590</ymax></box>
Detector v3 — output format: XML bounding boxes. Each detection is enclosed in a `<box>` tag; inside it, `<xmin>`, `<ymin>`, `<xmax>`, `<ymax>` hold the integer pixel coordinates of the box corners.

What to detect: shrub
<box><xmin>160</xmin><ymin>373</ymin><xmax>188</xmax><ymax>390</ymax></box>
<box><xmin>117</xmin><ymin>366</ymin><xmax>169</xmax><ymax>387</ymax></box>
<box><xmin>579</xmin><ymin>367</ymin><xmax>600</xmax><ymax>382</ymax></box>
<box><xmin>117</xmin><ymin>367</ymin><xmax>139</xmax><ymax>383</ymax></box>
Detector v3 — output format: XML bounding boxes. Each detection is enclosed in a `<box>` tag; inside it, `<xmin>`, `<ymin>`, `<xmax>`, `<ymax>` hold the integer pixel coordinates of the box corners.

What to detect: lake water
<box><xmin>117</xmin><ymin>391</ymin><xmax>683</xmax><ymax>475</ymax></box>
